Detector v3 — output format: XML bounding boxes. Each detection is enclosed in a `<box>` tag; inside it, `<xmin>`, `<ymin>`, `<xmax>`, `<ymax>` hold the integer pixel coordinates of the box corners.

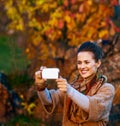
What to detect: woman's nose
<box><xmin>80</xmin><ymin>63</ymin><xmax>86</xmax><ymax>69</ymax></box>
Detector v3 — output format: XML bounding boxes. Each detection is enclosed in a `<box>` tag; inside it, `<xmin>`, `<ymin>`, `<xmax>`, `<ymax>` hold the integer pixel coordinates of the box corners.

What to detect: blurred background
<box><xmin>0</xmin><ymin>0</ymin><xmax>120</xmax><ymax>126</ymax></box>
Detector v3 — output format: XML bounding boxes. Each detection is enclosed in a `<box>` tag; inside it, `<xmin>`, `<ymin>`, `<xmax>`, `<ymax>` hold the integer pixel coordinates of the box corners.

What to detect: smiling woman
<box><xmin>35</xmin><ymin>41</ymin><xmax>115</xmax><ymax>126</ymax></box>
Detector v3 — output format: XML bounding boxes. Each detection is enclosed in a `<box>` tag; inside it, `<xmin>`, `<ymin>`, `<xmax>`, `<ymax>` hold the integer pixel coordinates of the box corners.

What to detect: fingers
<box><xmin>40</xmin><ymin>66</ymin><xmax>46</xmax><ymax>71</ymax></box>
<box><xmin>35</xmin><ymin>66</ymin><xmax>47</xmax><ymax>85</ymax></box>
<box><xmin>35</xmin><ymin>71</ymin><xmax>41</xmax><ymax>76</ymax></box>
<box><xmin>35</xmin><ymin>71</ymin><xmax>42</xmax><ymax>80</ymax></box>
<box><xmin>35</xmin><ymin>66</ymin><xmax>46</xmax><ymax>78</ymax></box>
<box><xmin>35</xmin><ymin>78</ymin><xmax>46</xmax><ymax>85</ymax></box>
<box><xmin>56</xmin><ymin>78</ymin><xmax>68</xmax><ymax>92</ymax></box>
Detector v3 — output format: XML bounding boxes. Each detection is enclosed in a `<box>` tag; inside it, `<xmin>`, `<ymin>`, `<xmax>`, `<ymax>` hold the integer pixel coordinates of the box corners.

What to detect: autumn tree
<box><xmin>1</xmin><ymin>0</ymin><xmax>118</xmax><ymax>78</ymax></box>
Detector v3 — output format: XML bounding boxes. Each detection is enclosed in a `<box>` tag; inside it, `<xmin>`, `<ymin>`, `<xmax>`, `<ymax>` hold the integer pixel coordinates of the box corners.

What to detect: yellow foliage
<box><xmin>49</xmin><ymin>1</ymin><xmax>57</xmax><ymax>8</ymax></box>
<box><xmin>29</xmin><ymin>18</ymin><xmax>42</xmax><ymax>30</ymax></box>
<box><xmin>36</xmin><ymin>0</ymin><xmax>45</xmax><ymax>5</ymax></box>
<box><xmin>50</xmin><ymin>7</ymin><xmax>63</xmax><ymax>19</ymax></box>
<box><xmin>69</xmin><ymin>35</ymin><xmax>81</xmax><ymax>46</ymax></box>
<box><xmin>21</xmin><ymin>102</ymin><xmax>36</xmax><ymax>115</ymax></box>
<box><xmin>48</xmin><ymin>29</ymin><xmax>62</xmax><ymax>41</ymax></box>
<box><xmin>98</xmin><ymin>29</ymin><xmax>109</xmax><ymax>38</ymax></box>
<box><xmin>67</xmin><ymin>20</ymin><xmax>76</xmax><ymax>31</ymax></box>
<box><xmin>41</xmin><ymin>3</ymin><xmax>49</xmax><ymax>12</ymax></box>
<box><xmin>2</xmin><ymin>0</ymin><xmax>115</xmax><ymax>62</ymax></box>
<box><xmin>4</xmin><ymin>0</ymin><xmax>13</xmax><ymax>9</ymax></box>
<box><xmin>100</xmin><ymin>21</ymin><xmax>107</xmax><ymax>28</ymax></box>
<box><xmin>86</xmin><ymin>0</ymin><xmax>93</xmax><ymax>5</ymax></box>
<box><xmin>27</xmin><ymin>103</ymin><xmax>36</xmax><ymax>115</ymax></box>
<box><xmin>16</xmin><ymin>19</ymin><xmax>24</xmax><ymax>31</ymax></box>
<box><xmin>33</xmin><ymin>37</ymin><xmax>42</xmax><ymax>46</ymax></box>
<box><xmin>65</xmin><ymin>15</ymin><xmax>71</xmax><ymax>23</ymax></box>
<box><xmin>7</xmin><ymin>19</ymin><xmax>24</xmax><ymax>31</ymax></box>
<box><xmin>75</xmin><ymin>13</ymin><xmax>86</xmax><ymax>23</ymax></box>
<box><xmin>6</xmin><ymin>7</ymin><xmax>20</xmax><ymax>20</ymax></box>
<box><xmin>48</xmin><ymin>18</ymin><xmax>58</xmax><ymax>27</ymax></box>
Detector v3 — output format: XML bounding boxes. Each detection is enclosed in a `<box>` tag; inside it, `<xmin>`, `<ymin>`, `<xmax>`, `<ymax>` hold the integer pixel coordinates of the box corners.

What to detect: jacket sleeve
<box><xmin>67</xmin><ymin>84</ymin><xmax>89</xmax><ymax>112</ymax></box>
<box><xmin>37</xmin><ymin>88</ymin><xmax>64</xmax><ymax>114</ymax></box>
<box><xmin>87</xmin><ymin>83</ymin><xmax>115</xmax><ymax>121</ymax></box>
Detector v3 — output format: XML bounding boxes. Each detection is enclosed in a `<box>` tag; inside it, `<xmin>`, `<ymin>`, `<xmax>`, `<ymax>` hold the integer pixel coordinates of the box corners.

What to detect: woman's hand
<box><xmin>56</xmin><ymin>77</ymin><xmax>68</xmax><ymax>92</ymax></box>
<box><xmin>34</xmin><ymin>66</ymin><xmax>47</xmax><ymax>91</ymax></box>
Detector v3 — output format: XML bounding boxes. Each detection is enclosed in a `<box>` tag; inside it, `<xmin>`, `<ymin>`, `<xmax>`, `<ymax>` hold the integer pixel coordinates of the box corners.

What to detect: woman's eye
<box><xmin>77</xmin><ymin>61</ymin><xmax>90</xmax><ymax>65</ymax></box>
<box><xmin>77</xmin><ymin>61</ymin><xmax>81</xmax><ymax>64</ymax></box>
<box><xmin>85</xmin><ymin>61</ymin><xmax>90</xmax><ymax>64</ymax></box>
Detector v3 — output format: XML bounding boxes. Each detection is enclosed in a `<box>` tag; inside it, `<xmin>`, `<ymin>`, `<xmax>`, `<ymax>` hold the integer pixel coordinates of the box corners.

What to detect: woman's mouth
<box><xmin>81</xmin><ymin>70</ymin><xmax>88</xmax><ymax>74</ymax></box>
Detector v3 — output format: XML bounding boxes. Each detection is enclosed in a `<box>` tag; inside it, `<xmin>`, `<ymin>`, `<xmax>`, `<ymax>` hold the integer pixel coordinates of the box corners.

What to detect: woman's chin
<box><xmin>81</xmin><ymin>74</ymin><xmax>89</xmax><ymax>78</ymax></box>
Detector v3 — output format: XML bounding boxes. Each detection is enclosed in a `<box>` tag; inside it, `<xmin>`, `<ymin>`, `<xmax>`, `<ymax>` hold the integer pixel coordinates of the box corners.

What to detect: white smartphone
<box><xmin>42</xmin><ymin>68</ymin><xmax>60</xmax><ymax>79</ymax></box>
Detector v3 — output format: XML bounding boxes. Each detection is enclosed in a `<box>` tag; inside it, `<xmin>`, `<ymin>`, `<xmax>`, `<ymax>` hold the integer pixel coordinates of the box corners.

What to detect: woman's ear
<box><xmin>97</xmin><ymin>60</ymin><xmax>101</xmax><ymax>68</ymax></box>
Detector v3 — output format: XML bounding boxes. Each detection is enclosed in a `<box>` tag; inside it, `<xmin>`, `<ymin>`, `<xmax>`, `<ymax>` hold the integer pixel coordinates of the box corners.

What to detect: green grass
<box><xmin>0</xmin><ymin>36</ymin><xmax>29</xmax><ymax>74</ymax></box>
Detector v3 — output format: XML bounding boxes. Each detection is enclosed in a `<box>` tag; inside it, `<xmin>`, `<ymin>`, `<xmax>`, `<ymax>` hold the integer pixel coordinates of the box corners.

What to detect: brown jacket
<box><xmin>38</xmin><ymin>78</ymin><xmax>115</xmax><ymax>126</ymax></box>
<box><xmin>62</xmin><ymin>83</ymin><xmax>114</xmax><ymax>126</ymax></box>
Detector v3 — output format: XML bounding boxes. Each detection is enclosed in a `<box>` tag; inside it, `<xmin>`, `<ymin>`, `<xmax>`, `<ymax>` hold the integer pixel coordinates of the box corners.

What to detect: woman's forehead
<box><xmin>77</xmin><ymin>51</ymin><xmax>95</xmax><ymax>60</ymax></box>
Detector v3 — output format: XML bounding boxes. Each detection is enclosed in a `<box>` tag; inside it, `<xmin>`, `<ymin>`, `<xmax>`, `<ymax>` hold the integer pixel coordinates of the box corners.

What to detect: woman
<box><xmin>35</xmin><ymin>41</ymin><xmax>115</xmax><ymax>126</ymax></box>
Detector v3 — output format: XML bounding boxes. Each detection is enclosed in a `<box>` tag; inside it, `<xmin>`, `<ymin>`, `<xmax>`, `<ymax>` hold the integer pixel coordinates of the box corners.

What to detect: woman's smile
<box><xmin>80</xmin><ymin>69</ymin><xmax>88</xmax><ymax>75</ymax></box>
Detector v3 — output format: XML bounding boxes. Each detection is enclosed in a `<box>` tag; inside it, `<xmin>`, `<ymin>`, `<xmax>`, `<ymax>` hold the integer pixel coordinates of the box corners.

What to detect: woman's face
<box><xmin>77</xmin><ymin>51</ymin><xmax>101</xmax><ymax>78</ymax></box>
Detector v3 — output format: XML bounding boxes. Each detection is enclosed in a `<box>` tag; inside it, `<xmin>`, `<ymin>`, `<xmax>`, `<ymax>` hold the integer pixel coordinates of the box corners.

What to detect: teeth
<box><xmin>81</xmin><ymin>71</ymin><xmax>87</xmax><ymax>74</ymax></box>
